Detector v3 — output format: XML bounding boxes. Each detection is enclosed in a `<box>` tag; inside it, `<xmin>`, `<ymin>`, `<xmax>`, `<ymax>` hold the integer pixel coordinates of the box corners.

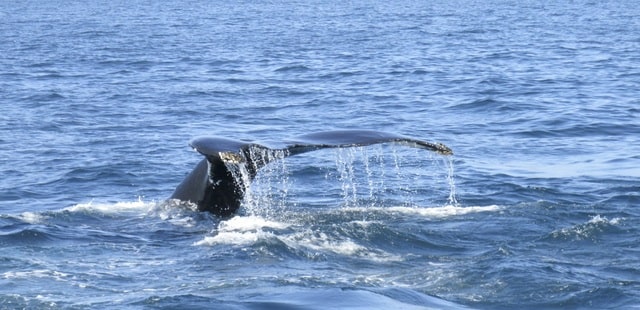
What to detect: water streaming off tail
<box><xmin>236</xmin><ymin>145</ymin><xmax>457</xmax><ymax>218</ymax></box>
<box><xmin>243</xmin><ymin>147</ymin><xmax>291</xmax><ymax>218</ymax></box>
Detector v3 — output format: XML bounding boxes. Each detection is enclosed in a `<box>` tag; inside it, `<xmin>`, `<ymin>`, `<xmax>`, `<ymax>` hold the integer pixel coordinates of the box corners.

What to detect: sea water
<box><xmin>1</xmin><ymin>0</ymin><xmax>639</xmax><ymax>309</ymax></box>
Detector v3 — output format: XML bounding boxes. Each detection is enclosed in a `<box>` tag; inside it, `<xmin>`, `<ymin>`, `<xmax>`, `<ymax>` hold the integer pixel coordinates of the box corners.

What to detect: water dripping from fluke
<box><xmin>444</xmin><ymin>156</ymin><xmax>460</xmax><ymax>206</ymax></box>
<box><xmin>237</xmin><ymin>144</ymin><xmax>459</xmax><ymax>220</ymax></box>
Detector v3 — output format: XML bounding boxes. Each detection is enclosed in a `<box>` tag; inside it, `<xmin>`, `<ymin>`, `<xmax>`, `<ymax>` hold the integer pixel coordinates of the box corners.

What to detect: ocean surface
<box><xmin>1</xmin><ymin>0</ymin><xmax>639</xmax><ymax>309</ymax></box>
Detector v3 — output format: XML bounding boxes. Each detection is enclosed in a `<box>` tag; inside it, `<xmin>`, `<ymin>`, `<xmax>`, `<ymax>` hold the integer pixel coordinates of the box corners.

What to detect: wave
<box><xmin>1</xmin><ymin>200</ymin><xmax>155</xmax><ymax>229</ymax></box>
<box><xmin>2</xmin><ymin>198</ymin><xmax>502</xmax><ymax>264</ymax></box>
<box><xmin>0</xmin><ymin>227</ymin><xmax>55</xmax><ymax>245</ymax></box>
<box><xmin>1</xmin><ymin>199</ymin><xmax>214</xmax><ymax>247</ymax></box>
<box><xmin>194</xmin><ymin>216</ymin><xmax>288</xmax><ymax>246</ymax></box>
<box><xmin>548</xmin><ymin>215</ymin><xmax>624</xmax><ymax>241</ymax></box>
<box><xmin>342</xmin><ymin>204</ymin><xmax>501</xmax><ymax>218</ymax></box>
<box><xmin>194</xmin><ymin>204</ymin><xmax>502</xmax><ymax>263</ymax></box>
<box><xmin>63</xmin><ymin>199</ymin><xmax>152</xmax><ymax>215</ymax></box>
<box><xmin>2</xmin><ymin>269</ymin><xmax>71</xmax><ymax>281</ymax></box>
<box><xmin>128</xmin><ymin>287</ymin><xmax>469</xmax><ymax>310</ymax></box>
<box><xmin>195</xmin><ymin>217</ymin><xmax>403</xmax><ymax>262</ymax></box>
<box><xmin>274</xmin><ymin>64</ymin><xmax>312</xmax><ymax>73</ymax></box>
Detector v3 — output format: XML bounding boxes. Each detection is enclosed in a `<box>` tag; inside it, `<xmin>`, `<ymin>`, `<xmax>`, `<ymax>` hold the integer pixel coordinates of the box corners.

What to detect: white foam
<box><xmin>194</xmin><ymin>216</ymin><xmax>289</xmax><ymax>246</ymax></box>
<box><xmin>2</xmin><ymin>269</ymin><xmax>70</xmax><ymax>281</ymax></box>
<box><xmin>587</xmin><ymin>214</ymin><xmax>622</xmax><ymax>225</ymax></box>
<box><xmin>218</xmin><ymin>215</ymin><xmax>290</xmax><ymax>232</ymax></box>
<box><xmin>64</xmin><ymin>198</ymin><xmax>152</xmax><ymax>215</ymax></box>
<box><xmin>552</xmin><ymin>214</ymin><xmax>623</xmax><ymax>240</ymax></box>
<box><xmin>387</xmin><ymin>205</ymin><xmax>501</xmax><ymax>217</ymax></box>
<box><xmin>350</xmin><ymin>220</ymin><xmax>378</xmax><ymax>228</ymax></box>
<box><xmin>17</xmin><ymin>212</ymin><xmax>47</xmax><ymax>224</ymax></box>
<box><xmin>279</xmin><ymin>231</ymin><xmax>403</xmax><ymax>262</ymax></box>
<box><xmin>342</xmin><ymin>204</ymin><xmax>501</xmax><ymax>218</ymax></box>
<box><xmin>194</xmin><ymin>205</ymin><xmax>499</xmax><ymax>261</ymax></box>
<box><xmin>195</xmin><ymin>230</ymin><xmax>275</xmax><ymax>246</ymax></box>
<box><xmin>289</xmin><ymin>232</ymin><xmax>366</xmax><ymax>256</ymax></box>
<box><xmin>194</xmin><ymin>215</ymin><xmax>400</xmax><ymax>261</ymax></box>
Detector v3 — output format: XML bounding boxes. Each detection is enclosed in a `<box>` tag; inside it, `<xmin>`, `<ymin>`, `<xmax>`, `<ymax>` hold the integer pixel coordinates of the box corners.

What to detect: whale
<box><xmin>170</xmin><ymin>130</ymin><xmax>453</xmax><ymax>217</ymax></box>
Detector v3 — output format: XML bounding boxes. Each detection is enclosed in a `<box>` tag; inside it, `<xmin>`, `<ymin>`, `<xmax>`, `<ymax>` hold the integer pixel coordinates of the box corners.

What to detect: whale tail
<box><xmin>170</xmin><ymin>130</ymin><xmax>452</xmax><ymax>217</ymax></box>
<box><xmin>170</xmin><ymin>140</ymin><xmax>283</xmax><ymax>216</ymax></box>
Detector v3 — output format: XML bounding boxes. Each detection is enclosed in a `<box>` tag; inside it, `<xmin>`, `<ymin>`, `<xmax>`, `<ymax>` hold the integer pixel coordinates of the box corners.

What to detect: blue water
<box><xmin>1</xmin><ymin>0</ymin><xmax>639</xmax><ymax>308</ymax></box>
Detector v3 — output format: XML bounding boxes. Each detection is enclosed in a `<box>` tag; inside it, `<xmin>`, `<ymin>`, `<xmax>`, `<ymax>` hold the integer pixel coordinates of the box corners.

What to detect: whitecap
<box><xmin>63</xmin><ymin>198</ymin><xmax>153</xmax><ymax>215</ymax></box>
<box><xmin>2</xmin><ymin>269</ymin><xmax>70</xmax><ymax>281</ymax></box>
<box><xmin>387</xmin><ymin>205</ymin><xmax>501</xmax><ymax>218</ymax></box>
<box><xmin>194</xmin><ymin>215</ymin><xmax>400</xmax><ymax>262</ymax></box>
<box><xmin>218</xmin><ymin>215</ymin><xmax>290</xmax><ymax>232</ymax></box>
<box><xmin>195</xmin><ymin>205</ymin><xmax>497</xmax><ymax>262</ymax></box>
<box><xmin>195</xmin><ymin>230</ymin><xmax>275</xmax><ymax>246</ymax></box>
<box><xmin>341</xmin><ymin>204</ymin><xmax>501</xmax><ymax>218</ymax></box>
<box><xmin>551</xmin><ymin>214</ymin><xmax>623</xmax><ymax>240</ymax></box>
<box><xmin>289</xmin><ymin>232</ymin><xmax>366</xmax><ymax>256</ymax></box>
<box><xmin>194</xmin><ymin>215</ymin><xmax>289</xmax><ymax>246</ymax></box>
<box><xmin>16</xmin><ymin>212</ymin><xmax>47</xmax><ymax>224</ymax></box>
<box><xmin>587</xmin><ymin>214</ymin><xmax>622</xmax><ymax>225</ymax></box>
<box><xmin>280</xmin><ymin>231</ymin><xmax>403</xmax><ymax>263</ymax></box>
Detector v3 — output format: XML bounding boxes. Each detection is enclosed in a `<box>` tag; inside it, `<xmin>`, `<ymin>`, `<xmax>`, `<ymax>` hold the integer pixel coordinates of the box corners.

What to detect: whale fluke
<box><xmin>170</xmin><ymin>130</ymin><xmax>452</xmax><ymax>217</ymax></box>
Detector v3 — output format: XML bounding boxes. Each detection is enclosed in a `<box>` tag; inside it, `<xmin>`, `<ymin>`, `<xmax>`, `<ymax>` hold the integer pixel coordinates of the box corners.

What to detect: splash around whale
<box><xmin>170</xmin><ymin>130</ymin><xmax>453</xmax><ymax>217</ymax></box>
